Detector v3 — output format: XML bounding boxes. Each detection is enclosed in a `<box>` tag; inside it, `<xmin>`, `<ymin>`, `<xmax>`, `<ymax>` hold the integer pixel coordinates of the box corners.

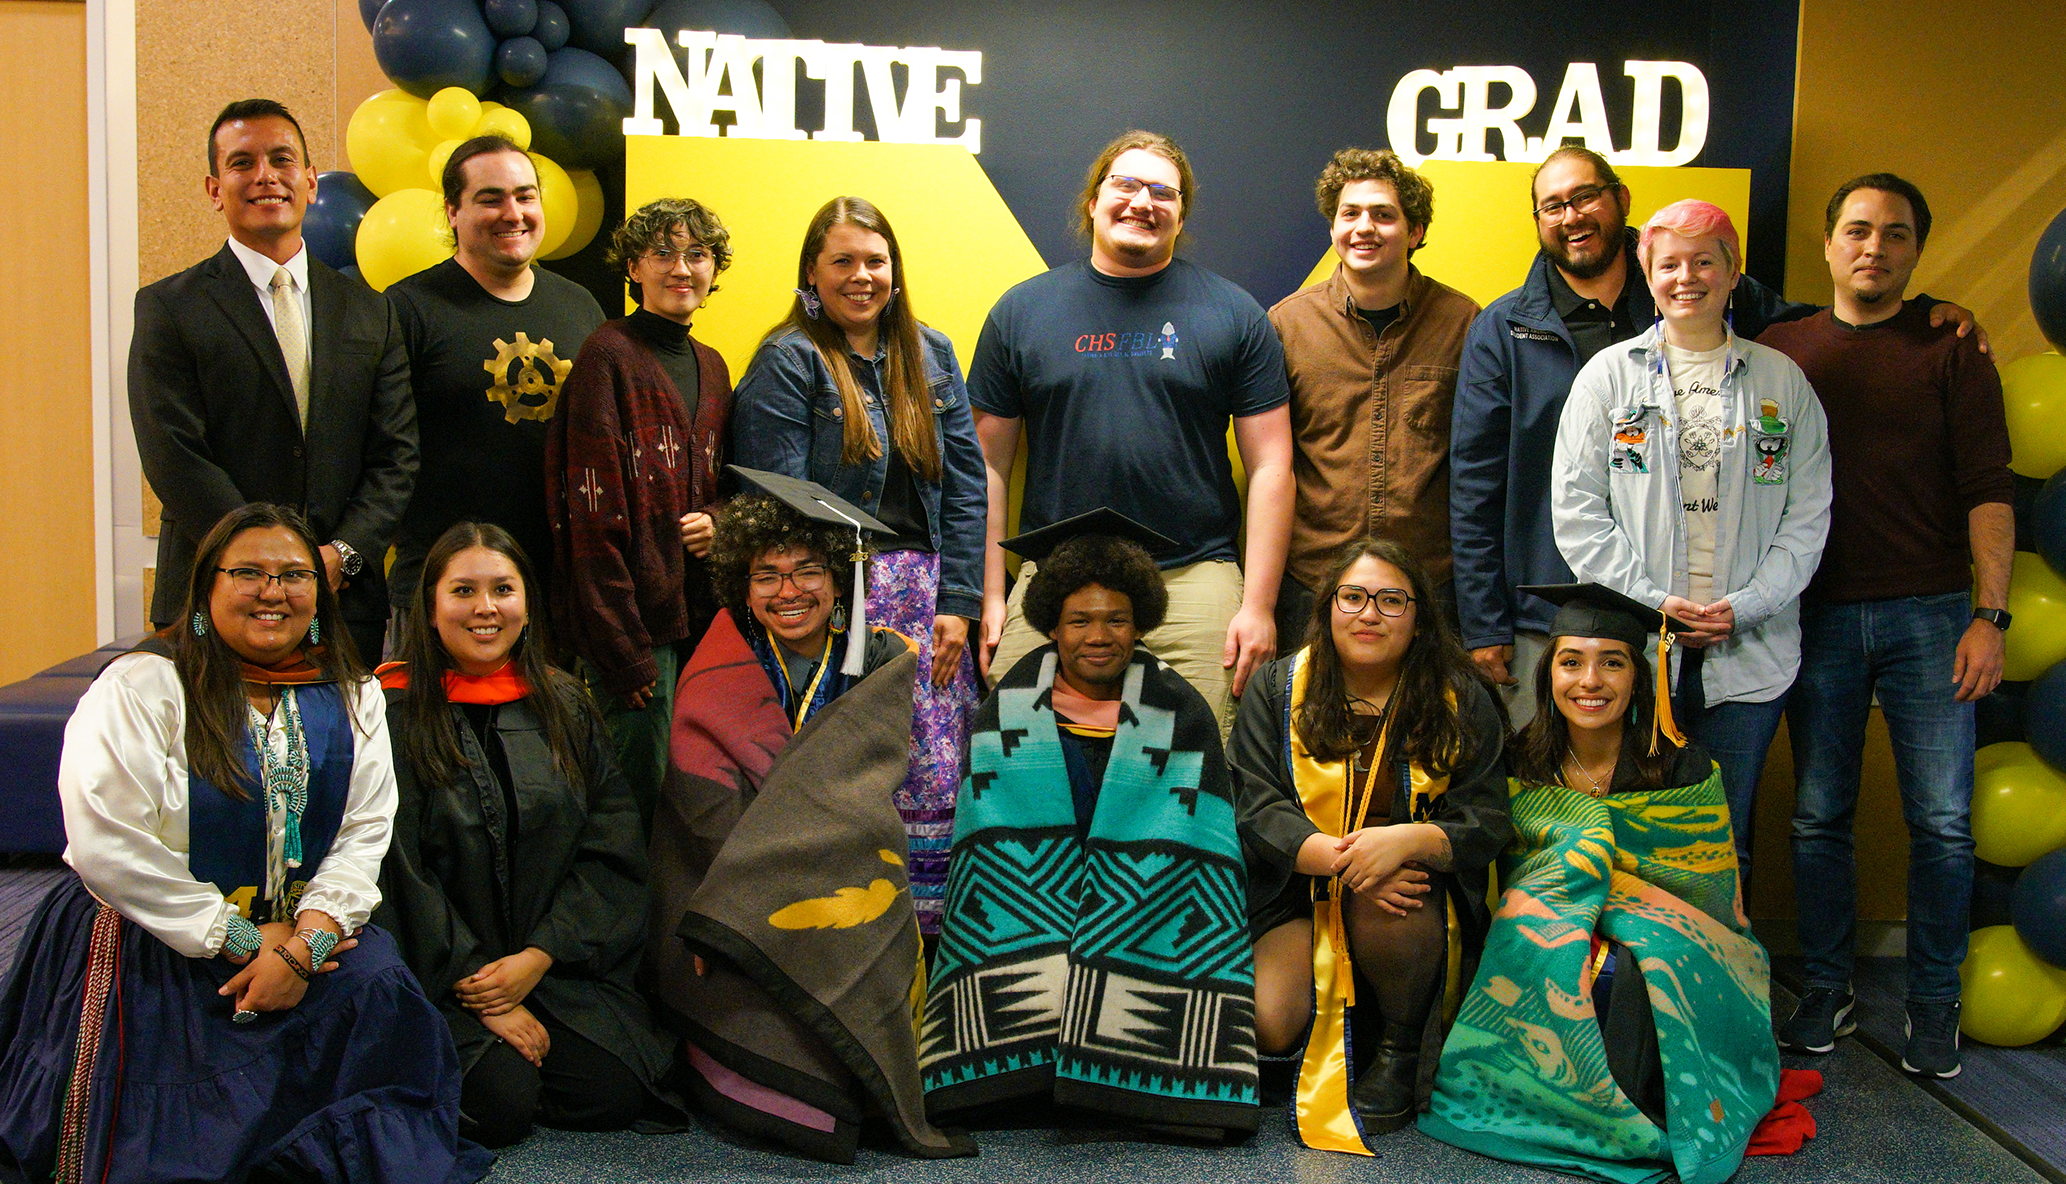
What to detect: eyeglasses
<box><xmin>748</xmin><ymin>563</ymin><xmax>829</xmax><ymax>596</ymax></box>
<box><xmin>1106</xmin><ymin>174</ymin><xmax>1182</xmax><ymax>204</ymax></box>
<box><xmin>216</xmin><ymin>566</ymin><xmax>319</xmax><ymax>594</ymax></box>
<box><xmin>1534</xmin><ymin>185</ymin><xmax>1611</xmax><ymax>222</ymax></box>
<box><xmin>645</xmin><ymin>245</ymin><xmax>712</xmax><ymax>268</ymax></box>
<box><xmin>1333</xmin><ymin>585</ymin><xmax>1415</xmax><ymax>617</ymax></box>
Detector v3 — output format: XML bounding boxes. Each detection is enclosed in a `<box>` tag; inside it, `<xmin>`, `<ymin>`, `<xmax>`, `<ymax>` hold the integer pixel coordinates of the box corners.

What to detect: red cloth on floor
<box><xmin>1746</xmin><ymin>1069</ymin><xmax>1824</xmax><ymax>1155</ymax></box>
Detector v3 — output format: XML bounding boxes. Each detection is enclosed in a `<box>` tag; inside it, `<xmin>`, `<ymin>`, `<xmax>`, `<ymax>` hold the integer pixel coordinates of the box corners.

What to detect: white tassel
<box><xmin>842</xmin><ymin>528</ymin><xmax>867</xmax><ymax>675</ymax></box>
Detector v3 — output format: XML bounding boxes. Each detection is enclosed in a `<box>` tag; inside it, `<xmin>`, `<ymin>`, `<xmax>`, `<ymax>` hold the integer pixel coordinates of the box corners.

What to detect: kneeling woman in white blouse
<box><xmin>0</xmin><ymin>503</ymin><xmax>487</xmax><ymax>1184</ymax></box>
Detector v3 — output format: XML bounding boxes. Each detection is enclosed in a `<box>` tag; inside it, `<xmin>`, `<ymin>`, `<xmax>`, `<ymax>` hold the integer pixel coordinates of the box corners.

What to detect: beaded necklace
<box><xmin>248</xmin><ymin>686</ymin><xmax>311</xmax><ymax>921</ymax></box>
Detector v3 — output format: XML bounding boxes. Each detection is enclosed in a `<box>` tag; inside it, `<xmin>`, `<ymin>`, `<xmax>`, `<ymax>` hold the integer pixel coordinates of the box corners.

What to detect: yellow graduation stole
<box><xmin>1284</xmin><ymin>650</ymin><xmax>1464</xmax><ymax>1155</ymax></box>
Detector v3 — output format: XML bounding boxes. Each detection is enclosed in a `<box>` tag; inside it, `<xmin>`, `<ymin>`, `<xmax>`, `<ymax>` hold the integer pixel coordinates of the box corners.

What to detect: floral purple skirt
<box><xmin>865</xmin><ymin>549</ymin><xmax>979</xmax><ymax>934</ymax></box>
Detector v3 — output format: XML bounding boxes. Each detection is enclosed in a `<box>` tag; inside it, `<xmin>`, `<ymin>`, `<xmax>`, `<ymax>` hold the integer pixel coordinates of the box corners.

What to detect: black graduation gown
<box><xmin>377</xmin><ymin>681</ymin><xmax>674</xmax><ymax>1092</ymax></box>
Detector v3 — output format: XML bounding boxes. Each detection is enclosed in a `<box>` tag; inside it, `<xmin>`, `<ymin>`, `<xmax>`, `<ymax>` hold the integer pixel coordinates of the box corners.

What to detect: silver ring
<box><xmin>233</xmin><ymin>1009</ymin><xmax>259</xmax><ymax>1024</ymax></box>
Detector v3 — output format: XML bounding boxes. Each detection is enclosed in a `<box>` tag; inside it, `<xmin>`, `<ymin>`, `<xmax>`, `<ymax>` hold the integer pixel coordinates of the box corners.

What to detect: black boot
<box><xmin>1350</xmin><ymin>1036</ymin><xmax>1420</xmax><ymax>1133</ymax></box>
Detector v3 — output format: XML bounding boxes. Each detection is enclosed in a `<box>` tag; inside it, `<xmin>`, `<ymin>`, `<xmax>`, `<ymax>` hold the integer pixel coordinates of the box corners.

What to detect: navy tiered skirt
<box><xmin>0</xmin><ymin>875</ymin><xmax>493</xmax><ymax>1182</ymax></box>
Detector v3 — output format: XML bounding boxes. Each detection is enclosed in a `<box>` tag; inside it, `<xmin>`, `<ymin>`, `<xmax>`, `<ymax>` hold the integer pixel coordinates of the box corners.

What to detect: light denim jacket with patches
<box><xmin>1550</xmin><ymin>323</ymin><xmax>1832</xmax><ymax>706</ymax></box>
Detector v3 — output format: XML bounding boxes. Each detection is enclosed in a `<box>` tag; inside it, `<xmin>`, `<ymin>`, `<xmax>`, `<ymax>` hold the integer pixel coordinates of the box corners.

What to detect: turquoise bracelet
<box><xmin>296</xmin><ymin>927</ymin><xmax>340</xmax><ymax>969</ymax></box>
<box><xmin>222</xmin><ymin>915</ymin><xmax>262</xmax><ymax>960</ymax></box>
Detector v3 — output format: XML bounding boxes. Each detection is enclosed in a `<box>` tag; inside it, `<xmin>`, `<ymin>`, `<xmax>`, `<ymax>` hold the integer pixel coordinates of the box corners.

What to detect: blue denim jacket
<box><xmin>730</xmin><ymin>325</ymin><xmax>987</xmax><ymax>620</ymax></box>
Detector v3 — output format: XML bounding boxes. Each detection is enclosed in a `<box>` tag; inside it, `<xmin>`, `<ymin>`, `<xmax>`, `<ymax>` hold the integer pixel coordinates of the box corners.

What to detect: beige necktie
<box><xmin>270</xmin><ymin>266</ymin><xmax>310</xmax><ymax>429</ymax></box>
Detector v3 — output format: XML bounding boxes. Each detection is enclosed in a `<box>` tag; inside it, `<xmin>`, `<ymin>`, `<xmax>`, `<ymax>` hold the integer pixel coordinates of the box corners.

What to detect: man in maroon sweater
<box><xmin>1758</xmin><ymin>175</ymin><xmax>2013</xmax><ymax>1080</ymax></box>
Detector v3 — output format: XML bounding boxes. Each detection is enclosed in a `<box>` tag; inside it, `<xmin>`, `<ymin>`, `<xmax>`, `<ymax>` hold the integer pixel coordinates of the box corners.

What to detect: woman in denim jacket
<box><xmin>1549</xmin><ymin>200</ymin><xmax>1831</xmax><ymax>882</ymax></box>
<box><xmin>730</xmin><ymin>196</ymin><xmax>986</xmax><ymax>941</ymax></box>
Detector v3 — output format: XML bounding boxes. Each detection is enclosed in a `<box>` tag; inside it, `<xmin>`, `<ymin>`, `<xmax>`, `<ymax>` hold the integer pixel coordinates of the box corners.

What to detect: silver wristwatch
<box><xmin>328</xmin><ymin>538</ymin><xmax>363</xmax><ymax>577</ymax></box>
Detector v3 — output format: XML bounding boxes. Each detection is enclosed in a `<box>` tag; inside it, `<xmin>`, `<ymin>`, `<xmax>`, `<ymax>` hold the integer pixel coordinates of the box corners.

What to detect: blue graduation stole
<box><xmin>187</xmin><ymin>682</ymin><xmax>356</xmax><ymax>922</ymax></box>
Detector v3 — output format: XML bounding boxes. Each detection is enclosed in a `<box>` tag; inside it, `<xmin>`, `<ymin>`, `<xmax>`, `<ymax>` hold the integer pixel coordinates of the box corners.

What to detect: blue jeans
<box><xmin>1787</xmin><ymin>593</ymin><xmax>1975</xmax><ymax>1002</ymax></box>
<box><xmin>1672</xmin><ymin>646</ymin><xmax>1788</xmax><ymax>881</ymax></box>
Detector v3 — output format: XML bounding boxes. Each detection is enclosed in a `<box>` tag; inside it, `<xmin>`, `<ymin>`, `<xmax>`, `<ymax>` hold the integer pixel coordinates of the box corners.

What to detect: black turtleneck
<box><xmin>627</xmin><ymin>306</ymin><xmax>700</xmax><ymax>424</ymax></box>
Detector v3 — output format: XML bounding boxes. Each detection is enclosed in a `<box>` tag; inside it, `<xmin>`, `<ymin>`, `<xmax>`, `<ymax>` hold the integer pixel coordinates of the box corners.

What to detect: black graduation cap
<box><xmin>1521</xmin><ymin>582</ymin><xmax>1693</xmax><ymax>652</ymax></box>
<box><xmin>726</xmin><ymin>466</ymin><xmax>892</xmax><ymax>536</ymax></box>
<box><xmin>1518</xmin><ymin>582</ymin><xmax>1689</xmax><ymax>753</ymax></box>
<box><xmin>998</xmin><ymin>508</ymin><xmax>1178</xmax><ymax>564</ymax></box>
<box><xmin>726</xmin><ymin>466</ymin><xmax>888</xmax><ymax>675</ymax></box>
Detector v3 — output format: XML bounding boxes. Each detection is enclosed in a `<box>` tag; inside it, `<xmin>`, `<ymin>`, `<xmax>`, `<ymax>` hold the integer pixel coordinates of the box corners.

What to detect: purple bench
<box><xmin>0</xmin><ymin>640</ymin><xmax>140</xmax><ymax>854</ymax></box>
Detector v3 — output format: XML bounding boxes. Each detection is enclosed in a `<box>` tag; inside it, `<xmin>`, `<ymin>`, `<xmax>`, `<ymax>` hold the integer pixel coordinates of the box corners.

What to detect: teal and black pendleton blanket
<box><xmin>920</xmin><ymin>645</ymin><xmax>1260</xmax><ymax>1136</ymax></box>
<box><xmin>1420</xmin><ymin>766</ymin><xmax>1777</xmax><ymax>1184</ymax></box>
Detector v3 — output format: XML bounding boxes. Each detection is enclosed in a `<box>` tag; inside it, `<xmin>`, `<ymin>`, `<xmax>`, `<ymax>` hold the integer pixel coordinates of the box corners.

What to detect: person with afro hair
<box><xmin>923</xmin><ymin>528</ymin><xmax>1258</xmax><ymax>1136</ymax></box>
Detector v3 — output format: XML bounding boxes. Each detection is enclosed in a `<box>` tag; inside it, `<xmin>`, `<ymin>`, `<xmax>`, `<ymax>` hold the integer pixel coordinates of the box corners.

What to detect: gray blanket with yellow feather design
<box><xmin>645</xmin><ymin>610</ymin><xmax>972</xmax><ymax>1162</ymax></box>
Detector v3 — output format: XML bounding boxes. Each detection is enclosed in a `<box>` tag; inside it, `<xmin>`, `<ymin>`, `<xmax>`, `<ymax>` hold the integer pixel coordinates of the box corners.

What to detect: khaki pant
<box><xmin>991</xmin><ymin>559</ymin><xmax>1246</xmax><ymax>734</ymax></box>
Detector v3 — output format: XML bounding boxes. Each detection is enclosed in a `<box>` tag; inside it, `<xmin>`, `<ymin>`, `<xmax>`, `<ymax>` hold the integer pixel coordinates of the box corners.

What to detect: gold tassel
<box><xmin>1652</xmin><ymin>628</ymin><xmax>1688</xmax><ymax>754</ymax></box>
<box><xmin>1327</xmin><ymin>880</ymin><xmax>1356</xmax><ymax>1009</ymax></box>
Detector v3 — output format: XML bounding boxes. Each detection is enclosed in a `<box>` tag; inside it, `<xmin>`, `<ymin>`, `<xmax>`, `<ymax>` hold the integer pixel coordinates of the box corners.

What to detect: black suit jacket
<box><xmin>130</xmin><ymin>243</ymin><xmax>417</xmax><ymax>625</ymax></box>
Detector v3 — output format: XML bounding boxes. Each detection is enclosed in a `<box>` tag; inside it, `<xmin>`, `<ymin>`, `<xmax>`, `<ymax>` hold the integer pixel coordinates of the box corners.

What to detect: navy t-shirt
<box><xmin>968</xmin><ymin>258</ymin><xmax>1289</xmax><ymax>569</ymax></box>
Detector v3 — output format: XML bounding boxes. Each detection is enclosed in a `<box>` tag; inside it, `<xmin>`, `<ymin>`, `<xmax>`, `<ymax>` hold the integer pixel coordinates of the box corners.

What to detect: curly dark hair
<box><xmin>607</xmin><ymin>196</ymin><xmax>733</xmax><ymax>300</ymax></box>
<box><xmin>1313</xmin><ymin>148</ymin><xmax>1434</xmax><ymax>253</ymax></box>
<box><xmin>1021</xmin><ymin>535</ymin><xmax>1168</xmax><ymax>636</ymax></box>
<box><xmin>708</xmin><ymin>495</ymin><xmax>855</xmax><ymax>613</ymax></box>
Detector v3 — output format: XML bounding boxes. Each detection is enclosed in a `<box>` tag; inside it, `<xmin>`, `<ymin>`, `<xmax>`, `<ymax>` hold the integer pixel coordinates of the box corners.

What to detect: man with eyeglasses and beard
<box><xmin>1448</xmin><ymin>146</ymin><xmax>1980</xmax><ymax>727</ymax></box>
<box><xmin>969</xmin><ymin>130</ymin><xmax>1294</xmax><ymax>734</ymax></box>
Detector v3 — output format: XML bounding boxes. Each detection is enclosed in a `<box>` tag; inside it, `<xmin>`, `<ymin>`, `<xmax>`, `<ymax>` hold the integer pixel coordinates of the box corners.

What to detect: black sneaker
<box><xmin>1777</xmin><ymin>986</ymin><xmax>1856</xmax><ymax>1053</ymax></box>
<box><xmin>1903</xmin><ymin>999</ymin><xmax>1963</xmax><ymax>1078</ymax></box>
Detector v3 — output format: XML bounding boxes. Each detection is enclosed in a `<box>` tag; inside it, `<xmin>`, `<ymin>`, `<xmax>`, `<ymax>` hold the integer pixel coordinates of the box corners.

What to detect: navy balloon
<box><xmin>643</xmin><ymin>0</ymin><xmax>790</xmax><ymax>40</ymax></box>
<box><xmin>2036</xmin><ymin>466</ymin><xmax>2066</xmax><ymax>579</ymax></box>
<box><xmin>532</xmin><ymin>0</ymin><xmax>570</xmax><ymax>50</ymax></box>
<box><xmin>498</xmin><ymin>47</ymin><xmax>633</xmax><ymax>169</ymax></box>
<box><xmin>2025</xmin><ymin>658</ymin><xmax>2066</xmax><ymax>773</ymax></box>
<box><xmin>303</xmin><ymin>172</ymin><xmax>378</xmax><ymax>272</ymax></box>
<box><xmin>484</xmin><ymin>0</ymin><xmax>537</xmax><ymax>37</ymax></box>
<box><xmin>2013</xmin><ymin>847</ymin><xmax>2066</xmax><ymax>967</ymax></box>
<box><xmin>562</xmin><ymin>0</ymin><xmax>657</xmax><ymax>62</ymax></box>
<box><xmin>357</xmin><ymin>0</ymin><xmax>386</xmax><ymax>34</ymax></box>
<box><xmin>497</xmin><ymin>36</ymin><xmax>550</xmax><ymax>88</ymax></box>
<box><xmin>2033</xmin><ymin>207</ymin><xmax>2066</xmax><ymax>354</ymax></box>
<box><xmin>373</xmin><ymin>0</ymin><xmax>496</xmax><ymax>97</ymax></box>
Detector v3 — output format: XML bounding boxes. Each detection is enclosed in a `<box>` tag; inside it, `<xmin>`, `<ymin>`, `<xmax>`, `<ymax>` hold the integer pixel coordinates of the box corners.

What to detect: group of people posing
<box><xmin>0</xmin><ymin>94</ymin><xmax>2012</xmax><ymax>1183</ymax></box>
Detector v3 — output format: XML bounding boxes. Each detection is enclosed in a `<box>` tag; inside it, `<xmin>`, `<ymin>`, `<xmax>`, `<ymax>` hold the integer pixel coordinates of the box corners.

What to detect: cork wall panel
<box><xmin>135</xmin><ymin>0</ymin><xmax>340</xmax><ymax>288</ymax></box>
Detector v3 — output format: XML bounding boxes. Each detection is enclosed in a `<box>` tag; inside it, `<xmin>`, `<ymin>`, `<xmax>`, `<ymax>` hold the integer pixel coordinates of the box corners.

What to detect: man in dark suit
<box><xmin>130</xmin><ymin>98</ymin><xmax>415</xmax><ymax>662</ymax></box>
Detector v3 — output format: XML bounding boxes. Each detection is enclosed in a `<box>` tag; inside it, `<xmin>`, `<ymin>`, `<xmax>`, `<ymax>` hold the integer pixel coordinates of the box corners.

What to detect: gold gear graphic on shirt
<box><xmin>483</xmin><ymin>333</ymin><xmax>573</xmax><ymax>424</ymax></box>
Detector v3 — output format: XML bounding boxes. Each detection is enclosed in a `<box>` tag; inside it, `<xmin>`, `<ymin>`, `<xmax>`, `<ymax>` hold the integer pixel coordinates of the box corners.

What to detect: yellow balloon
<box><xmin>344</xmin><ymin>89</ymin><xmax>437</xmax><ymax>199</ymax></box>
<box><xmin>426</xmin><ymin>139</ymin><xmax>462</xmax><ymax>189</ymax></box>
<box><xmin>2003</xmin><ymin>351</ymin><xmax>2066</xmax><ymax>478</ymax></box>
<box><xmin>478</xmin><ymin>108</ymin><xmax>532</xmax><ymax>151</ymax></box>
<box><xmin>2005</xmin><ymin>551</ymin><xmax>2066</xmax><ymax>681</ymax></box>
<box><xmin>425</xmin><ymin>87</ymin><xmax>482</xmax><ymax>142</ymax></box>
<box><xmin>1971</xmin><ymin>742</ymin><xmax>2066</xmax><ymax>866</ymax></box>
<box><xmin>1960</xmin><ymin>925</ymin><xmax>2066</xmax><ymax>1046</ymax></box>
<box><xmin>544</xmin><ymin>168</ymin><xmax>607</xmax><ymax>260</ymax></box>
<box><xmin>354</xmin><ymin>188</ymin><xmax>453</xmax><ymax>292</ymax></box>
<box><xmin>529</xmin><ymin>153</ymin><xmax>577</xmax><ymax>259</ymax></box>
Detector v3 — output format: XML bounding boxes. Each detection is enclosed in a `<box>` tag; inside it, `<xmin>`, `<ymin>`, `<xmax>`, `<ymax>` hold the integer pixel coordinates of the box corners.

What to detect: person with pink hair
<box><xmin>1547</xmin><ymin>199</ymin><xmax>1832</xmax><ymax>883</ymax></box>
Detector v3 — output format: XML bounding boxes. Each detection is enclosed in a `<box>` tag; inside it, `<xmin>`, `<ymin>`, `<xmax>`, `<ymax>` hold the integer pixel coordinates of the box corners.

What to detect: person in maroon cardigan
<box><xmin>546</xmin><ymin>197</ymin><xmax>734</xmax><ymax>833</ymax></box>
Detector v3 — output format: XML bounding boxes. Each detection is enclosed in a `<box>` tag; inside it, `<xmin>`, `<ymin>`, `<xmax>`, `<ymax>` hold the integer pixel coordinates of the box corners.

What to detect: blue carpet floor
<box><xmin>1785</xmin><ymin>954</ymin><xmax>2066</xmax><ymax>1184</ymax></box>
<box><xmin>0</xmin><ymin>867</ymin><xmax>2051</xmax><ymax>1183</ymax></box>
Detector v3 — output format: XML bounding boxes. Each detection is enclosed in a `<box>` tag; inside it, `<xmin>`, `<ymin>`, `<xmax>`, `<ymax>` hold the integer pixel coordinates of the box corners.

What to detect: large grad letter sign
<box><xmin>1387</xmin><ymin>61</ymin><xmax>1710</xmax><ymax>167</ymax></box>
<box><xmin>624</xmin><ymin>29</ymin><xmax>983</xmax><ymax>151</ymax></box>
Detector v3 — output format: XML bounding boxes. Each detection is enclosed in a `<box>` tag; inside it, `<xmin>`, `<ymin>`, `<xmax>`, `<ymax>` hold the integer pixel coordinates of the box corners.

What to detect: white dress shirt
<box><xmin>224</xmin><ymin>236</ymin><xmax>313</xmax><ymax>357</ymax></box>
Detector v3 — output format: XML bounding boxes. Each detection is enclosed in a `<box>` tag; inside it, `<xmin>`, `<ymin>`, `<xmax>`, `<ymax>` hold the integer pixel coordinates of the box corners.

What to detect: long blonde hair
<box><xmin>769</xmin><ymin>196</ymin><xmax>939</xmax><ymax>479</ymax></box>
